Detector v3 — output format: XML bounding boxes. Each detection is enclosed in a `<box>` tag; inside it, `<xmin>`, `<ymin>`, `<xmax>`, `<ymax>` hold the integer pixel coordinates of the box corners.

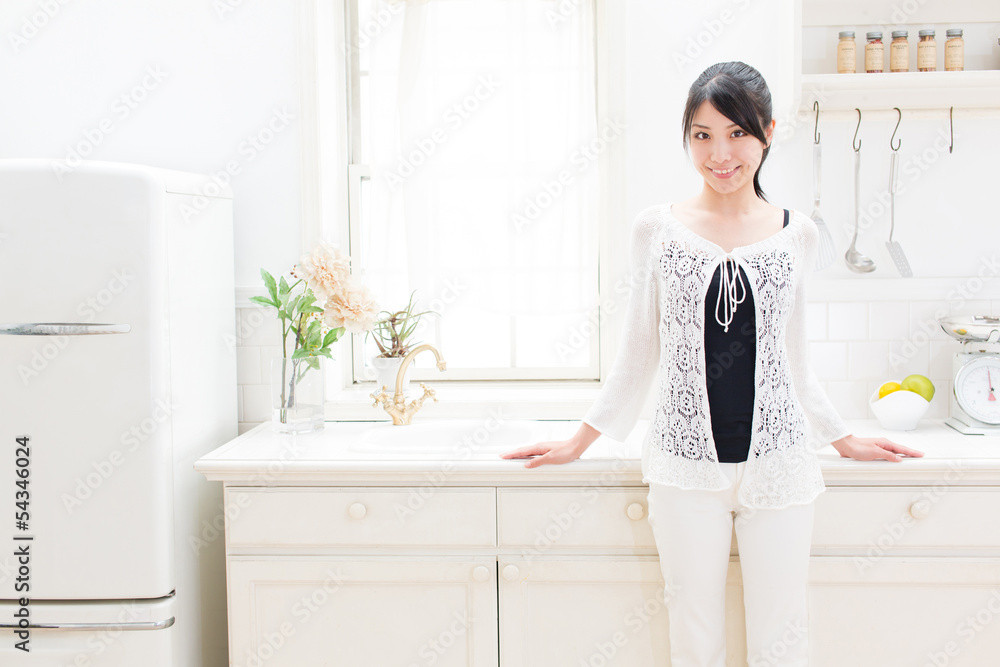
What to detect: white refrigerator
<box><xmin>0</xmin><ymin>159</ymin><xmax>237</xmax><ymax>665</ymax></box>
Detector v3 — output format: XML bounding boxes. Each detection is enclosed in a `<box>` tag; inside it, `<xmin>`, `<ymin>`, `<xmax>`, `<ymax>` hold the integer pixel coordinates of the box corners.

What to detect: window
<box><xmin>345</xmin><ymin>0</ymin><xmax>603</xmax><ymax>383</ymax></box>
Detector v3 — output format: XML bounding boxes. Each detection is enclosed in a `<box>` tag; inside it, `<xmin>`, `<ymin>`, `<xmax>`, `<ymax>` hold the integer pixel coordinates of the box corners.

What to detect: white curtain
<box><xmin>359</xmin><ymin>0</ymin><xmax>599</xmax><ymax>378</ymax></box>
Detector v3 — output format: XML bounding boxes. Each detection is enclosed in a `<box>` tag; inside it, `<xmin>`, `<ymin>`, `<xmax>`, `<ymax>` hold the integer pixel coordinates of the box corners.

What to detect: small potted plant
<box><xmin>367</xmin><ymin>289</ymin><xmax>438</xmax><ymax>394</ymax></box>
<box><xmin>252</xmin><ymin>243</ymin><xmax>379</xmax><ymax>432</ymax></box>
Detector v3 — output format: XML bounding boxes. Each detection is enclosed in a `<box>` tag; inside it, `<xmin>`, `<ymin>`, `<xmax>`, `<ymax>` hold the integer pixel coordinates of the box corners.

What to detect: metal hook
<box><xmin>949</xmin><ymin>106</ymin><xmax>954</xmax><ymax>153</ymax></box>
<box><xmin>852</xmin><ymin>108</ymin><xmax>862</xmax><ymax>152</ymax></box>
<box><xmin>890</xmin><ymin>107</ymin><xmax>902</xmax><ymax>151</ymax></box>
<box><xmin>813</xmin><ymin>101</ymin><xmax>820</xmax><ymax>144</ymax></box>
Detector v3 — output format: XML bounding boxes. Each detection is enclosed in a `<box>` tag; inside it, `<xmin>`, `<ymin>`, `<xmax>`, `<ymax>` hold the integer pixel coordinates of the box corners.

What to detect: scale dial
<box><xmin>954</xmin><ymin>356</ymin><xmax>1000</xmax><ymax>425</ymax></box>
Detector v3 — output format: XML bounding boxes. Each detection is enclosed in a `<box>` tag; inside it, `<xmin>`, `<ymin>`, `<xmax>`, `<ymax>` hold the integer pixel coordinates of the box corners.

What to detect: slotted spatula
<box><xmin>885</xmin><ymin>148</ymin><xmax>912</xmax><ymax>277</ymax></box>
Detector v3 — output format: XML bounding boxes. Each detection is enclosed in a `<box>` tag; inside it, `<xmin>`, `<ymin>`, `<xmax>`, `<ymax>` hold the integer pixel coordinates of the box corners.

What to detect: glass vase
<box><xmin>270</xmin><ymin>356</ymin><xmax>325</xmax><ymax>433</ymax></box>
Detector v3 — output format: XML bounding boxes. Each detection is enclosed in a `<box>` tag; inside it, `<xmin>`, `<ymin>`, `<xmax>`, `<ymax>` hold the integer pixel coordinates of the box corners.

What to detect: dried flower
<box><xmin>291</xmin><ymin>243</ymin><xmax>352</xmax><ymax>304</ymax></box>
<box><xmin>324</xmin><ymin>281</ymin><xmax>381</xmax><ymax>334</ymax></box>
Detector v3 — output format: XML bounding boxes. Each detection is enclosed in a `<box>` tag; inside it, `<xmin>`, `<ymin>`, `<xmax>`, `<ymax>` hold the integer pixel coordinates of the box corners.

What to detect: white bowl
<box><xmin>869</xmin><ymin>388</ymin><xmax>930</xmax><ymax>431</ymax></box>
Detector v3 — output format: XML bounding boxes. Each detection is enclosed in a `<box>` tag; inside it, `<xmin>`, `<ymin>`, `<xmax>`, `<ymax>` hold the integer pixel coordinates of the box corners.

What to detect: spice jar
<box><xmin>890</xmin><ymin>30</ymin><xmax>909</xmax><ymax>72</ymax></box>
<box><xmin>865</xmin><ymin>32</ymin><xmax>884</xmax><ymax>73</ymax></box>
<box><xmin>945</xmin><ymin>28</ymin><xmax>964</xmax><ymax>71</ymax></box>
<box><xmin>838</xmin><ymin>31</ymin><xmax>857</xmax><ymax>73</ymax></box>
<box><xmin>918</xmin><ymin>29</ymin><xmax>936</xmax><ymax>72</ymax></box>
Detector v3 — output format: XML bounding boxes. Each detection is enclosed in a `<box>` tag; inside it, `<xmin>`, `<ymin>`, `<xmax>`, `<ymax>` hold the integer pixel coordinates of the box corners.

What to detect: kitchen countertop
<box><xmin>193</xmin><ymin>418</ymin><xmax>1000</xmax><ymax>487</ymax></box>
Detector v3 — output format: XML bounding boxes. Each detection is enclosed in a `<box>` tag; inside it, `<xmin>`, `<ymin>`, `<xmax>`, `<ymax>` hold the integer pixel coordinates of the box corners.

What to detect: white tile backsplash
<box><xmin>236</xmin><ymin>347</ymin><xmax>261</xmax><ymax>385</ymax></box>
<box><xmin>949</xmin><ymin>299</ymin><xmax>992</xmax><ymax>316</ymax></box>
<box><xmin>847</xmin><ymin>341</ymin><xmax>889</xmax><ymax>380</ymax></box>
<box><xmin>240</xmin><ymin>308</ymin><xmax>281</xmax><ymax>347</ymax></box>
<box><xmin>887</xmin><ymin>337</ymin><xmax>930</xmax><ymax>377</ymax></box>
<box><xmin>907</xmin><ymin>302</ymin><xmax>951</xmax><ymax>342</ymax></box>
<box><xmin>809</xmin><ymin>341</ymin><xmax>847</xmax><ymax>381</ymax></box>
<box><xmin>867</xmin><ymin>301</ymin><xmax>909</xmax><ymax>340</ymax></box>
<box><xmin>242</xmin><ymin>383</ymin><xmax>270</xmax><ymax>424</ymax></box>
<box><xmin>827</xmin><ymin>302</ymin><xmax>868</xmax><ymax>341</ymax></box>
<box><xmin>805</xmin><ymin>302</ymin><xmax>827</xmax><ymax>341</ymax></box>
<box><xmin>232</xmin><ymin>295</ymin><xmax>996</xmax><ymax>431</ymax></box>
<box><xmin>826</xmin><ymin>381</ymin><xmax>869</xmax><ymax>420</ymax></box>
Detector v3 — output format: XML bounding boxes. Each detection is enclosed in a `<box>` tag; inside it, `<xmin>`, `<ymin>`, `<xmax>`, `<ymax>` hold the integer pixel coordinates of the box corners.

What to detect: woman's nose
<box><xmin>711</xmin><ymin>140</ymin><xmax>733</xmax><ymax>162</ymax></box>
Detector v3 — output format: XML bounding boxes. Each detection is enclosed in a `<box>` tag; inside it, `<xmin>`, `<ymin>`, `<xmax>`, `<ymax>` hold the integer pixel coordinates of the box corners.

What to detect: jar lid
<box><xmin>891</xmin><ymin>30</ymin><xmax>908</xmax><ymax>39</ymax></box>
<box><xmin>866</xmin><ymin>31</ymin><xmax>883</xmax><ymax>40</ymax></box>
<box><xmin>839</xmin><ymin>31</ymin><xmax>855</xmax><ymax>38</ymax></box>
<box><xmin>918</xmin><ymin>29</ymin><xmax>936</xmax><ymax>37</ymax></box>
<box><xmin>946</xmin><ymin>29</ymin><xmax>963</xmax><ymax>37</ymax></box>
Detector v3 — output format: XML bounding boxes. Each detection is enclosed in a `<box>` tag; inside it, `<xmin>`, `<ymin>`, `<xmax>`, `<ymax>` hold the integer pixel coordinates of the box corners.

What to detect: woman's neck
<box><xmin>697</xmin><ymin>183</ymin><xmax>764</xmax><ymax>218</ymax></box>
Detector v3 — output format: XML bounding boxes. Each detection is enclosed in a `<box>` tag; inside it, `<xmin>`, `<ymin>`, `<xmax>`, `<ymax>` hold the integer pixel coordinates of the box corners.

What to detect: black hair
<box><xmin>681</xmin><ymin>61</ymin><xmax>773</xmax><ymax>202</ymax></box>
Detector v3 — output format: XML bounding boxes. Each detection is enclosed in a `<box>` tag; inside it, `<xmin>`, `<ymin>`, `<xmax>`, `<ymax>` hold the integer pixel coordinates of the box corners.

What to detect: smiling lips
<box><xmin>711</xmin><ymin>165</ymin><xmax>740</xmax><ymax>178</ymax></box>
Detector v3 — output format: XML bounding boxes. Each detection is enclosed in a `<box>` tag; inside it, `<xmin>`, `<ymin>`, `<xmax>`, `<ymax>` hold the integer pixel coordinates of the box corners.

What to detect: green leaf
<box><xmin>249</xmin><ymin>295</ymin><xmax>277</xmax><ymax>308</ymax></box>
<box><xmin>291</xmin><ymin>348</ymin><xmax>310</xmax><ymax>360</ymax></box>
<box><xmin>306</xmin><ymin>321</ymin><xmax>322</xmax><ymax>348</ymax></box>
<box><xmin>261</xmin><ymin>269</ymin><xmax>278</xmax><ymax>303</ymax></box>
<box><xmin>322</xmin><ymin>329</ymin><xmax>341</xmax><ymax>347</ymax></box>
<box><xmin>300</xmin><ymin>305</ymin><xmax>324</xmax><ymax>314</ymax></box>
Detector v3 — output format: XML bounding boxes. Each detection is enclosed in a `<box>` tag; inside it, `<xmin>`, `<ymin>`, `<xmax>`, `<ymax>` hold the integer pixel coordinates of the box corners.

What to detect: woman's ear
<box><xmin>765</xmin><ymin>118</ymin><xmax>776</xmax><ymax>147</ymax></box>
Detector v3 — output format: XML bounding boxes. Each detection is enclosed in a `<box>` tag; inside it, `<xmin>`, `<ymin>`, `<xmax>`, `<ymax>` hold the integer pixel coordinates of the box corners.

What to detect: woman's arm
<box><xmin>787</xmin><ymin>218</ymin><xmax>923</xmax><ymax>462</ymax></box>
<box><xmin>579</xmin><ymin>209</ymin><xmax>663</xmax><ymax>442</ymax></box>
<box><xmin>785</xmin><ymin>219</ymin><xmax>853</xmax><ymax>445</ymax></box>
<box><xmin>500</xmin><ymin>209</ymin><xmax>663</xmax><ymax>466</ymax></box>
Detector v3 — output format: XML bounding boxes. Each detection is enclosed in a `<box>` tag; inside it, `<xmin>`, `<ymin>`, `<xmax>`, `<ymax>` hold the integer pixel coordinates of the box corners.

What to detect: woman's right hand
<box><xmin>499</xmin><ymin>423</ymin><xmax>601</xmax><ymax>468</ymax></box>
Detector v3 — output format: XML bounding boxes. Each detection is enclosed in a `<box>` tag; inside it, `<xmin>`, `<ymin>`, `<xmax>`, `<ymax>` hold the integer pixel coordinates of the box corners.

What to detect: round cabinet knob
<box><xmin>472</xmin><ymin>566</ymin><xmax>490</xmax><ymax>582</ymax></box>
<box><xmin>502</xmin><ymin>564</ymin><xmax>520</xmax><ymax>581</ymax></box>
<box><xmin>908</xmin><ymin>500</ymin><xmax>930</xmax><ymax>520</ymax></box>
<box><xmin>348</xmin><ymin>502</ymin><xmax>367</xmax><ymax>520</ymax></box>
<box><xmin>627</xmin><ymin>502</ymin><xmax>645</xmax><ymax>521</ymax></box>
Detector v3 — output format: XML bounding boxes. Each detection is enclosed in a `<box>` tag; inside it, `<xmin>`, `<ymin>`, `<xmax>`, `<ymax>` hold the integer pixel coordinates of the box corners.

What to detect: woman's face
<box><xmin>688</xmin><ymin>100</ymin><xmax>773</xmax><ymax>195</ymax></box>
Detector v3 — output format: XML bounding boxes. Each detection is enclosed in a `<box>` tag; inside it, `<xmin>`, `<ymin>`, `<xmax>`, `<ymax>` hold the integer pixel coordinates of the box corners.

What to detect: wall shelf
<box><xmin>800</xmin><ymin>70</ymin><xmax>1000</xmax><ymax>112</ymax></box>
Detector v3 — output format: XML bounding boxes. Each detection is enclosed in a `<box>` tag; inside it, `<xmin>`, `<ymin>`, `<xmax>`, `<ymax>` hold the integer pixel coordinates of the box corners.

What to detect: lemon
<box><xmin>878</xmin><ymin>381</ymin><xmax>902</xmax><ymax>399</ymax></box>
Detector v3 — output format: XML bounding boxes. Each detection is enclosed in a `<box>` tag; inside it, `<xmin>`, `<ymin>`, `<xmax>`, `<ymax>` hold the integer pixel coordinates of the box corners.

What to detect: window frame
<box><xmin>298</xmin><ymin>0</ymin><xmax>628</xmax><ymax>417</ymax></box>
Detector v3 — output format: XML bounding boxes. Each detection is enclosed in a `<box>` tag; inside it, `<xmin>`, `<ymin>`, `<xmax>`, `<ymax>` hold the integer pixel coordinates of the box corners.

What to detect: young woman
<box><xmin>500</xmin><ymin>61</ymin><xmax>924</xmax><ymax>666</ymax></box>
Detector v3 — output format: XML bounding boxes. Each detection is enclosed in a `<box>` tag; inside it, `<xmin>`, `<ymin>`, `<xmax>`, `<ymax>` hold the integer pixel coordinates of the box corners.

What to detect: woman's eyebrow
<box><xmin>693</xmin><ymin>123</ymin><xmax>739</xmax><ymax>129</ymax></box>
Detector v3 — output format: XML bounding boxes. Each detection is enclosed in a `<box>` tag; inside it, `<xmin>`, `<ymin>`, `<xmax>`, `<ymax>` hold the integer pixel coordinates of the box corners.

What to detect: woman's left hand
<box><xmin>831</xmin><ymin>434</ymin><xmax>925</xmax><ymax>462</ymax></box>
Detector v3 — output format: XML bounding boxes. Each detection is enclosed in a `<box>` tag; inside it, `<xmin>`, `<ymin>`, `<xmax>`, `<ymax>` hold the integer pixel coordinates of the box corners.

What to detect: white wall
<box><xmin>3</xmin><ymin>1</ymin><xmax>999</xmax><ymax>665</ymax></box>
<box><xmin>0</xmin><ymin>0</ymin><xmax>305</xmax><ymax>288</ymax></box>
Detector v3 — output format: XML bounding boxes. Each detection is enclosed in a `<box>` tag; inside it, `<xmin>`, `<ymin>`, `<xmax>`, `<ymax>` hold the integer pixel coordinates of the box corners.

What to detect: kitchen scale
<box><xmin>938</xmin><ymin>315</ymin><xmax>1000</xmax><ymax>435</ymax></box>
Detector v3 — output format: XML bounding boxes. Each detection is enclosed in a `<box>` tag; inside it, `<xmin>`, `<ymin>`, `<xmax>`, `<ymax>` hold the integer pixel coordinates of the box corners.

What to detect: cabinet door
<box><xmin>228</xmin><ymin>557</ymin><xmax>498</xmax><ymax>667</ymax></box>
<box><xmin>808</xmin><ymin>557</ymin><xmax>1000</xmax><ymax>667</ymax></box>
<box><xmin>498</xmin><ymin>557</ymin><xmax>675</xmax><ymax>666</ymax></box>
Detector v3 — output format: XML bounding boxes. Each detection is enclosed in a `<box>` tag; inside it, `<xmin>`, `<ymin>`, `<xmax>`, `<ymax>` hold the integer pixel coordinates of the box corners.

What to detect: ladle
<box><xmin>845</xmin><ymin>109</ymin><xmax>875</xmax><ymax>273</ymax></box>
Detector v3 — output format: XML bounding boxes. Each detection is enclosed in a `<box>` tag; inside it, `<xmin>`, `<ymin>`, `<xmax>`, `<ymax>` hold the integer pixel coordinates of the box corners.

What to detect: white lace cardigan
<box><xmin>582</xmin><ymin>203</ymin><xmax>852</xmax><ymax>509</ymax></box>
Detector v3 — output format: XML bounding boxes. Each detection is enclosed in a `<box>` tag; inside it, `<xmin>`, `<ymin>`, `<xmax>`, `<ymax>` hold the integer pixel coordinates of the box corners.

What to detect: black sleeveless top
<box><xmin>704</xmin><ymin>209</ymin><xmax>789</xmax><ymax>463</ymax></box>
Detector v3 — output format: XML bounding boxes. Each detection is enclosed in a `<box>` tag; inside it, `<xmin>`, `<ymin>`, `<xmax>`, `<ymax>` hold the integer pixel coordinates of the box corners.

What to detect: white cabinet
<box><xmin>219</xmin><ymin>485</ymin><xmax>1000</xmax><ymax>667</ymax></box>
<box><xmin>808</xmin><ymin>558</ymin><xmax>1000</xmax><ymax>666</ymax></box>
<box><xmin>227</xmin><ymin>557</ymin><xmax>498</xmax><ymax>667</ymax></box>
<box><xmin>195</xmin><ymin>420</ymin><xmax>1000</xmax><ymax>666</ymax></box>
<box><xmin>498</xmin><ymin>558</ymin><xmax>672</xmax><ymax>667</ymax></box>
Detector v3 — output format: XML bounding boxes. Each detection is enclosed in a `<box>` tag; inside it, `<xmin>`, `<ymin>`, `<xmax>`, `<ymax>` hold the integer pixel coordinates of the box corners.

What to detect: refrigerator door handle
<box><xmin>0</xmin><ymin>323</ymin><xmax>131</xmax><ymax>335</ymax></box>
<box><xmin>0</xmin><ymin>617</ymin><xmax>174</xmax><ymax>631</ymax></box>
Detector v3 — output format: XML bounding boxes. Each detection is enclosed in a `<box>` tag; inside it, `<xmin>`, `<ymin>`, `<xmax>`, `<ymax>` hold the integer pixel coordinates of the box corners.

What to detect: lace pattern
<box><xmin>583</xmin><ymin>203</ymin><xmax>850</xmax><ymax>510</ymax></box>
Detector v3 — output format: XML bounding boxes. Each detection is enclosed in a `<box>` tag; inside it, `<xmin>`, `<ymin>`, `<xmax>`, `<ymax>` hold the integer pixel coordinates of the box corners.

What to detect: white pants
<box><xmin>646</xmin><ymin>460</ymin><xmax>815</xmax><ymax>667</ymax></box>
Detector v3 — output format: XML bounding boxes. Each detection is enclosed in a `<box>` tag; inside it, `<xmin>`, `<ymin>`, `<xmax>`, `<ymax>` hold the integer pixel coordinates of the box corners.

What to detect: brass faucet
<box><xmin>370</xmin><ymin>343</ymin><xmax>447</xmax><ymax>425</ymax></box>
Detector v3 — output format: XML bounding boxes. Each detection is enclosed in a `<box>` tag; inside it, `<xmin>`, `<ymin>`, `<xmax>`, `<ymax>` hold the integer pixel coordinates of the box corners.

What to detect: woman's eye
<box><xmin>694</xmin><ymin>130</ymin><xmax>746</xmax><ymax>139</ymax></box>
